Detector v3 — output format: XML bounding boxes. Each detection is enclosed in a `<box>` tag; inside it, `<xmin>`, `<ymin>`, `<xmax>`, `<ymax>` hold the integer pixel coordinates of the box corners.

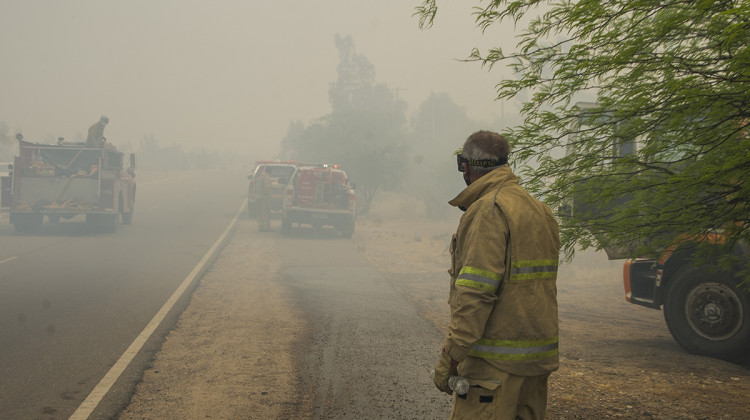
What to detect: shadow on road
<box><xmin>8</xmin><ymin>220</ymin><xmax>121</xmax><ymax>237</ymax></box>
<box><xmin>277</xmin><ymin>226</ymin><xmax>348</xmax><ymax>240</ymax></box>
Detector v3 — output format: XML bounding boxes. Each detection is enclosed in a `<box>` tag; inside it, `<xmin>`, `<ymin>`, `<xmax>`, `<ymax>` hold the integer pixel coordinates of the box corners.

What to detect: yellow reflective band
<box><xmin>468</xmin><ymin>337</ymin><xmax>559</xmax><ymax>361</ymax></box>
<box><xmin>456</xmin><ymin>266</ymin><xmax>502</xmax><ymax>292</ymax></box>
<box><xmin>509</xmin><ymin>259</ymin><xmax>558</xmax><ymax>282</ymax></box>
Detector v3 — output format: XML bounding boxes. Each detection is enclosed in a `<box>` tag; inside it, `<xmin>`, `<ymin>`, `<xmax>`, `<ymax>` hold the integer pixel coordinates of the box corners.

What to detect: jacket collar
<box><xmin>448</xmin><ymin>166</ymin><xmax>517</xmax><ymax>210</ymax></box>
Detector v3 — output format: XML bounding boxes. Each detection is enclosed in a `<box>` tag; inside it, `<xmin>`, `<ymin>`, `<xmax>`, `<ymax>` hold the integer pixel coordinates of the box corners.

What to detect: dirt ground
<box><xmin>355</xmin><ymin>216</ymin><xmax>750</xmax><ymax>420</ymax></box>
<box><xmin>119</xmin><ymin>195</ymin><xmax>750</xmax><ymax>419</ymax></box>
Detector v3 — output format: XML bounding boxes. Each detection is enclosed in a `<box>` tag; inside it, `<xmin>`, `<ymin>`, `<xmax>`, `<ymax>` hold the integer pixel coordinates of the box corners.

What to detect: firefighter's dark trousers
<box><xmin>257</xmin><ymin>198</ymin><xmax>271</xmax><ymax>231</ymax></box>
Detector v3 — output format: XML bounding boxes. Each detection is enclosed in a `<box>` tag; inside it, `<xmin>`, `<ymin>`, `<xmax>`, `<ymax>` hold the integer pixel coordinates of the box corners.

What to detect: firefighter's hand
<box><xmin>433</xmin><ymin>351</ymin><xmax>458</xmax><ymax>395</ymax></box>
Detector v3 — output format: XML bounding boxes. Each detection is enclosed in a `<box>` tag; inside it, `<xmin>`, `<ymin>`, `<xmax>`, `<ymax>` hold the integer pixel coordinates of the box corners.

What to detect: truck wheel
<box><xmin>105</xmin><ymin>214</ymin><xmax>119</xmax><ymax>233</ymax></box>
<box><xmin>281</xmin><ymin>217</ymin><xmax>291</xmax><ymax>235</ymax></box>
<box><xmin>119</xmin><ymin>193</ymin><xmax>133</xmax><ymax>225</ymax></box>
<box><xmin>663</xmin><ymin>265</ymin><xmax>750</xmax><ymax>362</ymax></box>
<box><xmin>122</xmin><ymin>210</ymin><xmax>133</xmax><ymax>225</ymax></box>
<box><xmin>341</xmin><ymin>220</ymin><xmax>355</xmax><ymax>239</ymax></box>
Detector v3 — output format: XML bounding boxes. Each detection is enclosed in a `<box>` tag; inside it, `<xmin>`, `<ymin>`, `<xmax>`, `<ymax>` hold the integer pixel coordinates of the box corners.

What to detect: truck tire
<box><xmin>119</xmin><ymin>192</ymin><xmax>133</xmax><ymax>225</ymax></box>
<box><xmin>663</xmin><ymin>265</ymin><xmax>750</xmax><ymax>362</ymax></box>
<box><xmin>341</xmin><ymin>219</ymin><xmax>355</xmax><ymax>239</ymax></box>
<box><xmin>122</xmin><ymin>209</ymin><xmax>133</xmax><ymax>225</ymax></box>
<box><xmin>105</xmin><ymin>213</ymin><xmax>119</xmax><ymax>233</ymax></box>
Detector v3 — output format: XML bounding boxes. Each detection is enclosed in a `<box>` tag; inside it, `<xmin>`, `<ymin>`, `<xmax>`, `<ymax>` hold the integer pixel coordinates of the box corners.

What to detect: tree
<box><xmin>278</xmin><ymin>120</ymin><xmax>306</xmax><ymax>161</ymax></box>
<box><xmin>417</xmin><ymin>1</ymin><xmax>750</xmax><ymax>272</ymax></box>
<box><xmin>280</xmin><ymin>35</ymin><xmax>409</xmax><ymax>214</ymax></box>
<box><xmin>0</xmin><ymin>121</ymin><xmax>14</xmax><ymax>162</ymax></box>
<box><xmin>408</xmin><ymin>92</ymin><xmax>481</xmax><ymax>218</ymax></box>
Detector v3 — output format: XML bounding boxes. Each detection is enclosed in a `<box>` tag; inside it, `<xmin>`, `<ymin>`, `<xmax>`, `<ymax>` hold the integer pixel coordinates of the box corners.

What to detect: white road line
<box><xmin>0</xmin><ymin>256</ymin><xmax>18</xmax><ymax>265</ymax></box>
<box><xmin>69</xmin><ymin>199</ymin><xmax>248</xmax><ymax>420</ymax></box>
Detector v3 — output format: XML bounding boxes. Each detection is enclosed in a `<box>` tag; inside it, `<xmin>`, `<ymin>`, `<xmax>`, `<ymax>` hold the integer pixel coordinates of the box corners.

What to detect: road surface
<box><xmin>278</xmin><ymin>227</ymin><xmax>451</xmax><ymax>419</ymax></box>
<box><xmin>0</xmin><ymin>169</ymin><xmax>246</xmax><ymax>419</ymax></box>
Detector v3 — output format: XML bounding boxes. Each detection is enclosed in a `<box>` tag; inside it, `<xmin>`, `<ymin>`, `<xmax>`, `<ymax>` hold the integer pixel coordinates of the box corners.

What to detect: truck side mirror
<box><xmin>248</xmin><ymin>174</ymin><xmax>254</xmax><ymax>180</ymax></box>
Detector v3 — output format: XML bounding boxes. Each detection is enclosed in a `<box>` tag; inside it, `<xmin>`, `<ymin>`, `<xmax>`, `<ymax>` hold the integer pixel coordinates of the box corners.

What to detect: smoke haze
<box><xmin>0</xmin><ymin>1</ymin><xmax>517</xmax><ymax>159</ymax></box>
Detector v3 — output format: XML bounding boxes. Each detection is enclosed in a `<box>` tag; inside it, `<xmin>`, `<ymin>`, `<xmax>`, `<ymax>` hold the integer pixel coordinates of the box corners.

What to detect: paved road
<box><xmin>0</xmin><ymin>169</ymin><xmax>246</xmax><ymax>419</ymax></box>
<box><xmin>277</xmin><ymin>227</ymin><xmax>452</xmax><ymax>419</ymax></box>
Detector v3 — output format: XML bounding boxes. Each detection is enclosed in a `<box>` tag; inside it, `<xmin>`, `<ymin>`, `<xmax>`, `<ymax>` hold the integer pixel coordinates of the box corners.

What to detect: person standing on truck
<box><xmin>85</xmin><ymin>116</ymin><xmax>109</xmax><ymax>148</ymax></box>
<box><xmin>257</xmin><ymin>166</ymin><xmax>272</xmax><ymax>232</ymax></box>
<box><xmin>432</xmin><ymin>130</ymin><xmax>560</xmax><ymax>419</ymax></box>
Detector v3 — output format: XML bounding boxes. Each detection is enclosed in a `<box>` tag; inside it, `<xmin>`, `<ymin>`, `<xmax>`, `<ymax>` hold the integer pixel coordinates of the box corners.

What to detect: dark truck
<box><xmin>281</xmin><ymin>164</ymin><xmax>356</xmax><ymax>238</ymax></box>
<box><xmin>622</xmin><ymin>237</ymin><xmax>749</xmax><ymax>362</ymax></box>
<box><xmin>2</xmin><ymin>136</ymin><xmax>136</xmax><ymax>233</ymax></box>
<box><xmin>566</xmin><ymin>102</ymin><xmax>750</xmax><ymax>362</ymax></box>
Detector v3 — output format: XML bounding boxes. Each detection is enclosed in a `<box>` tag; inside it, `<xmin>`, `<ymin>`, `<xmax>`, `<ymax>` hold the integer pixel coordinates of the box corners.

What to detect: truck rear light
<box><xmin>623</xmin><ymin>259</ymin><xmax>633</xmax><ymax>303</ymax></box>
<box><xmin>655</xmin><ymin>268</ymin><xmax>663</xmax><ymax>287</ymax></box>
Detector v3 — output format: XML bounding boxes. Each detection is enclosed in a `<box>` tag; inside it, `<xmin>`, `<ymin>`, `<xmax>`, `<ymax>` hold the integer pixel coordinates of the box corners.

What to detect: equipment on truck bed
<box><xmin>1</xmin><ymin>134</ymin><xmax>136</xmax><ymax>233</ymax></box>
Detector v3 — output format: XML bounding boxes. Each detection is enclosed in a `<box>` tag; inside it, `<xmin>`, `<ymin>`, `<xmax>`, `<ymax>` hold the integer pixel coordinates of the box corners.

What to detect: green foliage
<box><xmin>417</xmin><ymin>1</ymin><xmax>750</xmax><ymax>277</ymax></box>
<box><xmin>279</xmin><ymin>35</ymin><xmax>409</xmax><ymax>214</ymax></box>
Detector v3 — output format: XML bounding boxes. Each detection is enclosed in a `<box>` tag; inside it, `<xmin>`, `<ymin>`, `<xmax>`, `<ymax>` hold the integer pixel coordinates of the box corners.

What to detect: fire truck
<box><xmin>281</xmin><ymin>164</ymin><xmax>356</xmax><ymax>238</ymax></box>
<box><xmin>1</xmin><ymin>135</ymin><xmax>136</xmax><ymax>233</ymax></box>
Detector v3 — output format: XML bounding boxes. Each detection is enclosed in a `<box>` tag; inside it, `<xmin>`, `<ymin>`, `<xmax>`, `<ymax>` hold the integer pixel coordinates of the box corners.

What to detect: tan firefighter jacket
<box><xmin>258</xmin><ymin>171</ymin><xmax>272</xmax><ymax>199</ymax></box>
<box><xmin>443</xmin><ymin>165</ymin><xmax>560</xmax><ymax>378</ymax></box>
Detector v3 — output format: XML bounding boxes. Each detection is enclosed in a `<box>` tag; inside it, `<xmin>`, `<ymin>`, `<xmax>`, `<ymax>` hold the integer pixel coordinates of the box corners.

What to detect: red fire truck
<box><xmin>281</xmin><ymin>164</ymin><xmax>356</xmax><ymax>238</ymax></box>
<box><xmin>1</xmin><ymin>135</ymin><xmax>136</xmax><ymax>233</ymax></box>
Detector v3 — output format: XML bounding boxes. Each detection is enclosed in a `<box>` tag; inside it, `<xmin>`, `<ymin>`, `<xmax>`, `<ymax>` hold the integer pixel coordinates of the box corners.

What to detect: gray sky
<box><xmin>0</xmin><ymin>1</ymin><xmax>518</xmax><ymax>158</ymax></box>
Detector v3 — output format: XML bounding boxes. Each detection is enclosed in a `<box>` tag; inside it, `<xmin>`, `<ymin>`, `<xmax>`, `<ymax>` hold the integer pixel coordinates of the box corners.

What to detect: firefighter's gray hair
<box><xmin>462</xmin><ymin>130</ymin><xmax>510</xmax><ymax>175</ymax></box>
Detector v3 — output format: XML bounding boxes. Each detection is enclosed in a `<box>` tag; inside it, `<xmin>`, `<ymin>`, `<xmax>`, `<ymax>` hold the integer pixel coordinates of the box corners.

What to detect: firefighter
<box><xmin>257</xmin><ymin>167</ymin><xmax>272</xmax><ymax>232</ymax></box>
<box><xmin>433</xmin><ymin>130</ymin><xmax>560</xmax><ymax>419</ymax></box>
<box><xmin>85</xmin><ymin>116</ymin><xmax>109</xmax><ymax>148</ymax></box>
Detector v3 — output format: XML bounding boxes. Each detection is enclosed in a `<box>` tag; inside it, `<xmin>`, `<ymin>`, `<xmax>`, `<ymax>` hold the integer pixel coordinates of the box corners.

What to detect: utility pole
<box><xmin>390</xmin><ymin>87</ymin><xmax>408</xmax><ymax>101</ymax></box>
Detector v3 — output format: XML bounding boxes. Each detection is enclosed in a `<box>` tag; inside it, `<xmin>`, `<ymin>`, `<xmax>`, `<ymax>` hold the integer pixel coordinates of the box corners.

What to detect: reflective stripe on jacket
<box><xmin>443</xmin><ymin>165</ymin><xmax>560</xmax><ymax>378</ymax></box>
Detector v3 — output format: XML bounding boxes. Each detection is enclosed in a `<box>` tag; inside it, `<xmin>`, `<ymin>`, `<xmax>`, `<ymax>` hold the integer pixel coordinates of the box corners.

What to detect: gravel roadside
<box><xmin>119</xmin><ymin>217</ymin><xmax>311</xmax><ymax>419</ymax></box>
